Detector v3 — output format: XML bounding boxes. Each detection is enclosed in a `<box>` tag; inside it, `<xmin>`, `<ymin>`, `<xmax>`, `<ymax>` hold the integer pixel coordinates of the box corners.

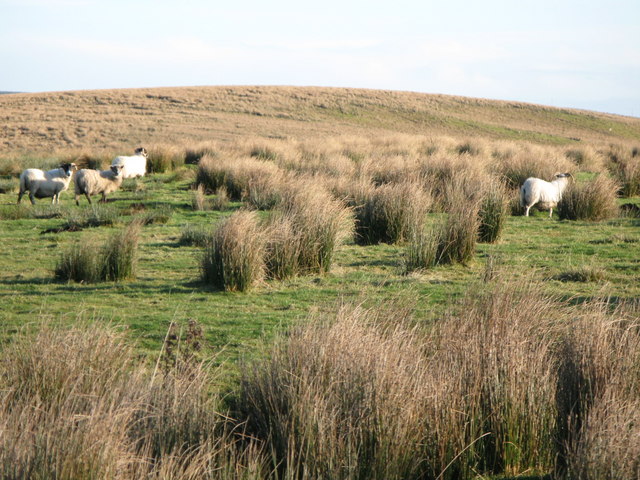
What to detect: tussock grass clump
<box><xmin>434</xmin><ymin>204</ymin><xmax>479</xmax><ymax>265</ymax></box>
<box><xmin>403</xmin><ymin>227</ymin><xmax>437</xmax><ymax>273</ymax></box>
<box><xmin>64</xmin><ymin>204</ymin><xmax>120</xmax><ymax>230</ymax></box>
<box><xmin>556</xmin><ymin>301</ymin><xmax>640</xmax><ymax>478</ymax></box>
<box><xmin>553</xmin><ymin>265</ymin><xmax>607</xmax><ymax>283</ymax></box>
<box><xmin>0</xmin><ymin>177</ymin><xmax>18</xmax><ymax>194</ymax></box>
<box><xmin>0</xmin><ymin>322</ymin><xmax>265</xmax><ymax>479</ymax></box>
<box><xmin>201</xmin><ymin>211</ymin><xmax>266</xmax><ymax>292</ymax></box>
<box><xmin>135</xmin><ymin>206</ymin><xmax>172</xmax><ymax>226</ymax></box>
<box><xmin>99</xmin><ymin>220</ymin><xmax>141</xmax><ymax>282</ymax></box>
<box><xmin>197</xmin><ymin>155</ymin><xmax>285</xmax><ymax>208</ymax></box>
<box><xmin>278</xmin><ymin>180</ymin><xmax>353</xmax><ymax>274</ymax></box>
<box><xmin>55</xmin><ymin>221</ymin><xmax>141</xmax><ymax>283</ymax></box>
<box><xmin>405</xmin><ymin>177</ymin><xmax>480</xmax><ymax>271</ymax></box>
<box><xmin>55</xmin><ymin>241</ymin><xmax>103</xmax><ymax>283</ymax></box>
<box><xmin>147</xmin><ymin>145</ymin><xmax>185</xmax><ymax>173</ymax></box>
<box><xmin>191</xmin><ymin>184</ymin><xmax>210</xmax><ymax>211</ymax></box>
<box><xmin>607</xmin><ymin>152</ymin><xmax>640</xmax><ymax>197</ymax></box>
<box><xmin>184</xmin><ymin>141</ymin><xmax>221</xmax><ymax>165</ymax></box>
<box><xmin>355</xmin><ymin>181</ymin><xmax>431</xmax><ymax>245</ymax></box>
<box><xmin>478</xmin><ymin>179</ymin><xmax>509</xmax><ymax>243</ymax></box>
<box><xmin>264</xmin><ymin>214</ymin><xmax>301</xmax><ymax>281</ymax></box>
<box><xmin>0</xmin><ymin>156</ymin><xmax>23</xmax><ymax>176</ymax></box>
<box><xmin>179</xmin><ymin>223</ymin><xmax>210</xmax><ymax>247</ymax></box>
<box><xmin>434</xmin><ymin>178</ymin><xmax>480</xmax><ymax>265</ymax></box>
<box><xmin>239</xmin><ymin>283</ymin><xmax>572</xmax><ymax>478</ymax></box>
<box><xmin>72</xmin><ymin>152</ymin><xmax>112</xmax><ymax>170</ymax></box>
<box><xmin>557</xmin><ymin>175</ymin><xmax>619</xmax><ymax>221</ymax></box>
<box><xmin>455</xmin><ymin>139</ymin><xmax>481</xmax><ymax>156</ymax></box>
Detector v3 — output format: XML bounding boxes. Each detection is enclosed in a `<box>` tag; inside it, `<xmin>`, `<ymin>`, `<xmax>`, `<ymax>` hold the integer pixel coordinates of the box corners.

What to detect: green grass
<box><xmin>0</xmin><ymin>171</ymin><xmax>639</xmax><ymax>369</ymax></box>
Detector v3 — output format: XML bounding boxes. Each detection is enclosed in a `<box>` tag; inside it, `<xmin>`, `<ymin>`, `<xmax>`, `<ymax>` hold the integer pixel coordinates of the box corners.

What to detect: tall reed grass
<box><xmin>201</xmin><ymin>211</ymin><xmax>266</xmax><ymax>292</ymax></box>
<box><xmin>478</xmin><ymin>178</ymin><xmax>509</xmax><ymax>243</ymax></box>
<box><xmin>55</xmin><ymin>221</ymin><xmax>141</xmax><ymax>282</ymax></box>
<box><xmin>278</xmin><ymin>180</ymin><xmax>353</xmax><ymax>274</ymax></box>
<box><xmin>0</xmin><ymin>322</ymin><xmax>265</xmax><ymax>479</ymax></box>
<box><xmin>354</xmin><ymin>181</ymin><xmax>431</xmax><ymax>245</ymax></box>
<box><xmin>557</xmin><ymin>175</ymin><xmax>619</xmax><ymax>221</ymax></box>
<box><xmin>238</xmin><ymin>280</ymin><xmax>640</xmax><ymax>479</ymax></box>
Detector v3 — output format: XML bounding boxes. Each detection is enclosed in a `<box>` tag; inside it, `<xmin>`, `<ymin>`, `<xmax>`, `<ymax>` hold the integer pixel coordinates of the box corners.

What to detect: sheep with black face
<box><xmin>17</xmin><ymin>163</ymin><xmax>77</xmax><ymax>205</ymax></box>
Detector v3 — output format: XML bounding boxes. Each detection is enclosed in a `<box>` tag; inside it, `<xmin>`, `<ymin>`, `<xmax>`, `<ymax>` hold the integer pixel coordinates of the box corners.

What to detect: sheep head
<box><xmin>134</xmin><ymin>147</ymin><xmax>148</xmax><ymax>157</ymax></box>
<box><xmin>60</xmin><ymin>163</ymin><xmax>77</xmax><ymax>177</ymax></box>
<box><xmin>110</xmin><ymin>164</ymin><xmax>125</xmax><ymax>177</ymax></box>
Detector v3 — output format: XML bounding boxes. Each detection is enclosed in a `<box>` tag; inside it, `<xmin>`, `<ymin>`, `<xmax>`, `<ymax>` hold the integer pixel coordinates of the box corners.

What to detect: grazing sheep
<box><xmin>17</xmin><ymin>163</ymin><xmax>77</xmax><ymax>204</ymax></box>
<box><xmin>111</xmin><ymin>147</ymin><xmax>148</xmax><ymax>179</ymax></box>
<box><xmin>520</xmin><ymin>173</ymin><xmax>573</xmax><ymax>218</ymax></box>
<box><xmin>74</xmin><ymin>165</ymin><xmax>124</xmax><ymax>205</ymax></box>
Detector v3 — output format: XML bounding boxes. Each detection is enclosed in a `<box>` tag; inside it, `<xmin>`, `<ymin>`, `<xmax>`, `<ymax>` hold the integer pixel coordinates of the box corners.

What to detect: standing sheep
<box><xmin>520</xmin><ymin>173</ymin><xmax>573</xmax><ymax>218</ymax></box>
<box><xmin>111</xmin><ymin>147</ymin><xmax>148</xmax><ymax>179</ymax></box>
<box><xmin>17</xmin><ymin>163</ymin><xmax>77</xmax><ymax>204</ymax></box>
<box><xmin>74</xmin><ymin>165</ymin><xmax>125</xmax><ymax>205</ymax></box>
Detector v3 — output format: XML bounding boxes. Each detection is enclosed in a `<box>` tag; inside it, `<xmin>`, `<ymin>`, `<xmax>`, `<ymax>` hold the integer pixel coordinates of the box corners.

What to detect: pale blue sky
<box><xmin>1</xmin><ymin>0</ymin><xmax>638</xmax><ymax>117</ymax></box>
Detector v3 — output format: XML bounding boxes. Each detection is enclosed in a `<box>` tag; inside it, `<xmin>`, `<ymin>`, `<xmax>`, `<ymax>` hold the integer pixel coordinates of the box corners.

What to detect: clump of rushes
<box><xmin>435</xmin><ymin>177</ymin><xmax>480</xmax><ymax>265</ymax></box>
<box><xmin>403</xmin><ymin>227</ymin><xmax>437</xmax><ymax>273</ymax></box>
<box><xmin>191</xmin><ymin>184</ymin><xmax>210</xmax><ymax>211</ymax></box>
<box><xmin>179</xmin><ymin>223</ymin><xmax>210</xmax><ymax>247</ymax></box>
<box><xmin>478</xmin><ymin>178</ymin><xmax>509</xmax><ymax>243</ymax></box>
<box><xmin>404</xmin><ymin>178</ymin><xmax>480</xmax><ymax>271</ymax></box>
<box><xmin>196</xmin><ymin>154</ymin><xmax>285</xmax><ymax>206</ymax></box>
<box><xmin>55</xmin><ymin>241</ymin><xmax>102</xmax><ymax>283</ymax></box>
<box><xmin>355</xmin><ymin>181</ymin><xmax>431</xmax><ymax>245</ymax></box>
<box><xmin>55</xmin><ymin>221</ymin><xmax>141</xmax><ymax>283</ymax></box>
<box><xmin>201</xmin><ymin>210</ymin><xmax>266</xmax><ymax>292</ymax></box>
<box><xmin>278</xmin><ymin>180</ymin><xmax>353</xmax><ymax>274</ymax></box>
<box><xmin>264</xmin><ymin>214</ymin><xmax>301</xmax><ymax>281</ymax></box>
<box><xmin>147</xmin><ymin>145</ymin><xmax>185</xmax><ymax>173</ymax></box>
<box><xmin>606</xmin><ymin>151</ymin><xmax>640</xmax><ymax>197</ymax></box>
<box><xmin>100</xmin><ymin>220</ymin><xmax>142</xmax><ymax>281</ymax></box>
<box><xmin>557</xmin><ymin>175</ymin><xmax>619</xmax><ymax>221</ymax></box>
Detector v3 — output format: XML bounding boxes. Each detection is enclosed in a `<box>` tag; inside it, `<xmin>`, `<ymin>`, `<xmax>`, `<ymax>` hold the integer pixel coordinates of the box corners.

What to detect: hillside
<box><xmin>2</xmin><ymin>86</ymin><xmax>639</xmax><ymax>155</ymax></box>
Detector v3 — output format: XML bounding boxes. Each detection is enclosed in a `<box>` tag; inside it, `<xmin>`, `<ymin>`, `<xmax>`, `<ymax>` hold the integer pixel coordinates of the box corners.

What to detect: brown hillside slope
<box><xmin>1</xmin><ymin>86</ymin><xmax>639</xmax><ymax>155</ymax></box>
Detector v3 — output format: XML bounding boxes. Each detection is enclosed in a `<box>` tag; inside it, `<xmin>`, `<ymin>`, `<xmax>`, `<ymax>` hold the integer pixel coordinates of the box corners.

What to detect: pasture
<box><xmin>0</xmin><ymin>87</ymin><xmax>639</xmax><ymax>479</ymax></box>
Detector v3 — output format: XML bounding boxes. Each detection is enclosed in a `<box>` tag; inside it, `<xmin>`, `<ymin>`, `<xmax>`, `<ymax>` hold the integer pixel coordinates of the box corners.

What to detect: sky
<box><xmin>1</xmin><ymin>0</ymin><xmax>639</xmax><ymax>117</ymax></box>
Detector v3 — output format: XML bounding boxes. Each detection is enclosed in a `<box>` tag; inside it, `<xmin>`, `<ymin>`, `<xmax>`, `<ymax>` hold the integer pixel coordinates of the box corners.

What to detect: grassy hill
<box><xmin>2</xmin><ymin>86</ymin><xmax>640</xmax><ymax>155</ymax></box>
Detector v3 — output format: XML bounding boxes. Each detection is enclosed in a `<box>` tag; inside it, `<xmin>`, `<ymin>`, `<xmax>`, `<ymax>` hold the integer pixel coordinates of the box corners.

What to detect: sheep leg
<box><xmin>85</xmin><ymin>193</ymin><xmax>92</xmax><ymax>205</ymax></box>
<box><xmin>525</xmin><ymin>206</ymin><xmax>530</xmax><ymax>217</ymax></box>
<box><xmin>100</xmin><ymin>193</ymin><xmax>107</xmax><ymax>203</ymax></box>
<box><xmin>549</xmin><ymin>208</ymin><xmax>553</xmax><ymax>218</ymax></box>
<box><xmin>17</xmin><ymin>190</ymin><xmax>24</xmax><ymax>204</ymax></box>
<box><xmin>29</xmin><ymin>193</ymin><xmax>36</xmax><ymax>205</ymax></box>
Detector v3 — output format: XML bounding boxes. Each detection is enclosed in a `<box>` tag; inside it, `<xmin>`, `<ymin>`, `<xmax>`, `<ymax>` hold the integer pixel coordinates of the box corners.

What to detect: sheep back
<box><xmin>75</xmin><ymin>168</ymin><xmax>124</xmax><ymax>196</ymax></box>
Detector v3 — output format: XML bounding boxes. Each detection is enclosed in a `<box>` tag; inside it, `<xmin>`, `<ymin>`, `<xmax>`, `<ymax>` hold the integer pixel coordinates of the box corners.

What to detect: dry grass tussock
<box><xmin>201</xmin><ymin>210</ymin><xmax>266</xmax><ymax>292</ymax></box>
<box><xmin>0</xmin><ymin>322</ymin><xmax>265</xmax><ymax>480</ymax></box>
<box><xmin>238</xmin><ymin>279</ymin><xmax>640</xmax><ymax>479</ymax></box>
<box><xmin>557</xmin><ymin>174</ymin><xmax>620</xmax><ymax>221</ymax></box>
<box><xmin>2</xmin><ymin>284</ymin><xmax>639</xmax><ymax>479</ymax></box>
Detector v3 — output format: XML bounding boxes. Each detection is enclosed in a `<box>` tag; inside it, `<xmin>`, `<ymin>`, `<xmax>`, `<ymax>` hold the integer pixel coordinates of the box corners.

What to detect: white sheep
<box><xmin>17</xmin><ymin>163</ymin><xmax>77</xmax><ymax>205</ymax></box>
<box><xmin>520</xmin><ymin>173</ymin><xmax>573</xmax><ymax>218</ymax></box>
<box><xmin>111</xmin><ymin>147</ymin><xmax>148</xmax><ymax>179</ymax></box>
<box><xmin>74</xmin><ymin>165</ymin><xmax>125</xmax><ymax>205</ymax></box>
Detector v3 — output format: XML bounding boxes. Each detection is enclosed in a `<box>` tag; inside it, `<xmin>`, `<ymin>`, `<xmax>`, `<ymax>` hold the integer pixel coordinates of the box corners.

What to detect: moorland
<box><xmin>0</xmin><ymin>86</ymin><xmax>639</xmax><ymax>479</ymax></box>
